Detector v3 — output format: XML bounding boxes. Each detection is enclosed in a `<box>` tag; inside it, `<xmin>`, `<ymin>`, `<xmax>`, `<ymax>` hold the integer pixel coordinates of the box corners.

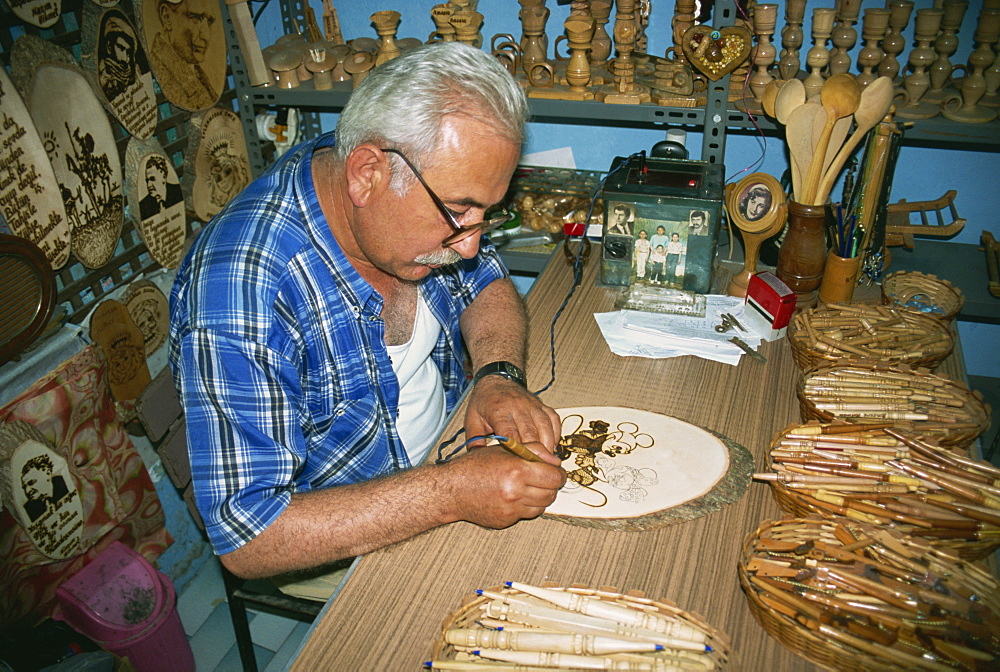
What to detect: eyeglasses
<box><xmin>381</xmin><ymin>148</ymin><xmax>512</xmax><ymax>247</ymax></box>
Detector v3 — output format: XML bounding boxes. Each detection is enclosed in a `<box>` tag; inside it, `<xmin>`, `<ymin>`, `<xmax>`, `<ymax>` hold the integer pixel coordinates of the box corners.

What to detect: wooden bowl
<box><xmin>788</xmin><ymin>303</ymin><xmax>954</xmax><ymax>372</ymax></box>
<box><xmin>881</xmin><ymin>270</ymin><xmax>964</xmax><ymax>323</ymax></box>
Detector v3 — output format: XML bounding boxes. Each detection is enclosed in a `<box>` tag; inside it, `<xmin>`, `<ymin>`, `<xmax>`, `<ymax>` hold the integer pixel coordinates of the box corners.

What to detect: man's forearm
<box><xmin>459</xmin><ymin>277</ymin><xmax>528</xmax><ymax>371</ymax></box>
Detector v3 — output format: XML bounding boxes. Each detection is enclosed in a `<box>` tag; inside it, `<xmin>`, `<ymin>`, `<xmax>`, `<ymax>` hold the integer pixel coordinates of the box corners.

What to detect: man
<box><xmin>607</xmin><ymin>204</ymin><xmax>632</xmax><ymax>236</ymax></box>
<box><xmin>139</xmin><ymin>155</ymin><xmax>183</xmax><ymax>220</ymax></box>
<box><xmin>169</xmin><ymin>43</ymin><xmax>565</xmax><ymax>590</ymax></box>
<box><xmin>99</xmin><ymin>27</ymin><xmax>138</xmax><ymax>102</ymax></box>
<box><xmin>149</xmin><ymin>0</ymin><xmax>219</xmax><ymax>110</ymax></box>
<box><xmin>688</xmin><ymin>210</ymin><xmax>709</xmax><ymax>236</ymax></box>
<box><xmin>21</xmin><ymin>455</ymin><xmax>69</xmax><ymax>524</ymax></box>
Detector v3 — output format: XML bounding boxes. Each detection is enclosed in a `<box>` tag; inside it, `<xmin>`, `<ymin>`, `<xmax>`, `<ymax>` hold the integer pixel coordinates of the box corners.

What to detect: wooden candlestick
<box><xmin>923</xmin><ymin>0</ymin><xmax>966</xmax><ymax>104</ymax></box>
<box><xmin>829</xmin><ymin>0</ymin><xmax>862</xmax><ymax>76</ymax></box>
<box><xmin>671</xmin><ymin>0</ymin><xmax>696</xmax><ymax>66</ymax></box>
<box><xmin>804</xmin><ymin>8</ymin><xmax>836</xmax><ymax>100</ymax></box>
<box><xmin>564</xmin><ymin>16</ymin><xmax>596</xmax><ymax>95</ymax></box>
<box><xmin>778</xmin><ymin>0</ymin><xmax>806</xmax><ymax>81</ymax></box>
<box><xmin>878</xmin><ymin>0</ymin><xmax>914</xmax><ymax>82</ymax></box>
<box><xmin>589</xmin><ymin>0</ymin><xmax>612</xmax><ymax>67</ymax></box>
<box><xmin>897</xmin><ymin>8</ymin><xmax>945</xmax><ymax>120</ymax></box>
<box><xmin>597</xmin><ymin>0</ymin><xmax>650</xmax><ymax>103</ymax></box>
<box><xmin>449</xmin><ymin>11</ymin><xmax>484</xmax><ymax>48</ymax></box>
<box><xmin>942</xmin><ymin>8</ymin><xmax>1000</xmax><ymax>123</ymax></box>
<box><xmin>519</xmin><ymin>3</ymin><xmax>550</xmax><ymax>80</ymax></box>
<box><xmin>430</xmin><ymin>4</ymin><xmax>457</xmax><ymax>42</ymax></box>
<box><xmin>747</xmin><ymin>4</ymin><xmax>778</xmax><ymax>110</ymax></box>
<box><xmin>981</xmin><ymin>17</ymin><xmax>1000</xmax><ymax>106</ymax></box>
<box><xmin>857</xmin><ymin>8</ymin><xmax>890</xmax><ymax>88</ymax></box>
<box><xmin>371</xmin><ymin>10</ymin><xmax>401</xmax><ymax>66</ymax></box>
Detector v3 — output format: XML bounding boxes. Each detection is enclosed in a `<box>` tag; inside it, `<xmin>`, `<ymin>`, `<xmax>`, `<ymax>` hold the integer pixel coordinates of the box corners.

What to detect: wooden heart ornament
<box><xmin>682</xmin><ymin>24</ymin><xmax>752</xmax><ymax>81</ymax></box>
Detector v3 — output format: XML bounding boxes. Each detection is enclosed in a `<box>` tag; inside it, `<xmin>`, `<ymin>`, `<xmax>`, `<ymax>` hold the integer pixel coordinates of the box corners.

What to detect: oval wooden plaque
<box><xmin>125</xmin><ymin>137</ymin><xmax>187</xmax><ymax>268</ymax></box>
<box><xmin>89</xmin><ymin>298</ymin><xmax>151</xmax><ymax>402</ymax></box>
<box><xmin>3</xmin><ymin>0</ymin><xmax>61</xmax><ymax>28</ymax></box>
<box><xmin>184</xmin><ymin>107</ymin><xmax>252</xmax><ymax>222</ymax></box>
<box><xmin>138</xmin><ymin>0</ymin><xmax>225</xmax><ymax>112</ymax></box>
<box><xmin>82</xmin><ymin>4</ymin><xmax>158</xmax><ymax>139</ymax></box>
<box><xmin>0</xmin><ymin>67</ymin><xmax>71</xmax><ymax>270</ymax></box>
<box><xmin>122</xmin><ymin>279</ymin><xmax>169</xmax><ymax>356</ymax></box>
<box><xmin>11</xmin><ymin>37</ymin><xmax>124</xmax><ymax>269</ymax></box>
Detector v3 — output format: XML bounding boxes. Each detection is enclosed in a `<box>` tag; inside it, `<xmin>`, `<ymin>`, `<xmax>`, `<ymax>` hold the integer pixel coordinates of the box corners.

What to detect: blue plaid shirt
<box><xmin>168</xmin><ymin>133</ymin><xmax>508</xmax><ymax>555</ymax></box>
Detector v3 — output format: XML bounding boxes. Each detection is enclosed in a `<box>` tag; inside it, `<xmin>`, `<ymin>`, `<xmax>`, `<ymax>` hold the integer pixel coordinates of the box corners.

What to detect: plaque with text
<box><xmin>125</xmin><ymin>136</ymin><xmax>186</xmax><ymax>267</ymax></box>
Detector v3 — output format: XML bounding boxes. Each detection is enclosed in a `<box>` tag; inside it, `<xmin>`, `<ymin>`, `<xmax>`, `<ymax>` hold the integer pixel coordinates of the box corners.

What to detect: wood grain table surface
<box><xmin>290</xmin><ymin>248</ymin><xmax>969</xmax><ymax>671</ymax></box>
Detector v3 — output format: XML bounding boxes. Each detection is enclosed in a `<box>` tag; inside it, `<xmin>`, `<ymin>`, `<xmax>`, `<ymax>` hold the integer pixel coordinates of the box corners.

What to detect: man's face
<box><xmin>112</xmin><ymin>36</ymin><xmax>131</xmax><ymax>65</ymax></box>
<box><xmin>614</xmin><ymin>209</ymin><xmax>627</xmax><ymax>224</ymax></box>
<box><xmin>22</xmin><ymin>467</ymin><xmax>52</xmax><ymax>501</ymax></box>
<box><xmin>691</xmin><ymin>214</ymin><xmax>704</xmax><ymax>229</ymax></box>
<box><xmin>348</xmin><ymin>115</ymin><xmax>520</xmax><ymax>282</ymax></box>
<box><xmin>146</xmin><ymin>166</ymin><xmax>166</xmax><ymax>201</ymax></box>
<box><xmin>161</xmin><ymin>0</ymin><xmax>214</xmax><ymax>64</ymax></box>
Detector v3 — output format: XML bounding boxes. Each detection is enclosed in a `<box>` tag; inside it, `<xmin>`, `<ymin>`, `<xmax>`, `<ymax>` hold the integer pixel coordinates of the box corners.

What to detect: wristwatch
<box><xmin>473</xmin><ymin>361</ymin><xmax>527</xmax><ymax>388</ymax></box>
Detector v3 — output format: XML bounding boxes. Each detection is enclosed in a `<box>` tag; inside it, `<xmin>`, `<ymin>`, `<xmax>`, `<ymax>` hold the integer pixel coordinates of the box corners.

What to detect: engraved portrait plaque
<box><xmin>11</xmin><ymin>37</ymin><xmax>124</xmax><ymax>269</ymax></box>
<box><xmin>89</xmin><ymin>299</ymin><xmax>152</xmax><ymax>402</ymax></box>
<box><xmin>138</xmin><ymin>0</ymin><xmax>225</xmax><ymax>112</ymax></box>
<box><xmin>0</xmin><ymin>67</ymin><xmax>70</xmax><ymax>269</ymax></box>
<box><xmin>125</xmin><ymin>137</ymin><xmax>186</xmax><ymax>267</ymax></box>
<box><xmin>82</xmin><ymin>4</ymin><xmax>158</xmax><ymax>139</ymax></box>
<box><xmin>184</xmin><ymin>107</ymin><xmax>251</xmax><ymax>222</ymax></box>
<box><xmin>0</xmin><ymin>422</ymin><xmax>84</xmax><ymax>560</ymax></box>
<box><xmin>2</xmin><ymin>0</ymin><xmax>61</xmax><ymax>28</ymax></box>
<box><xmin>122</xmin><ymin>279</ymin><xmax>169</xmax><ymax>356</ymax></box>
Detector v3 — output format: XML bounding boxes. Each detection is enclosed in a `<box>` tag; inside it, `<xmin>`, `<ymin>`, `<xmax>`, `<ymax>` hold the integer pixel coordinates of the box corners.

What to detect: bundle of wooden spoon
<box><xmin>763</xmin><ymin>75</ymin><xmax>895</xmax><ymax>206</ymax></box>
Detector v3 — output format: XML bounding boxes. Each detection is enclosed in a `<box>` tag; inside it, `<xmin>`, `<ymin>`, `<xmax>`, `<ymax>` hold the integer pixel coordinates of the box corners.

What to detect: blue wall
<box><xmin>253</xmin><ymin>0</ymin><xmax>999</xmax><ymax>377</ymax></box>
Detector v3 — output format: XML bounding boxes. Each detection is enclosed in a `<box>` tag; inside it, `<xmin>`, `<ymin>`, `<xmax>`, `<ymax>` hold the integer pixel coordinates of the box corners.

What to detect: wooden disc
<box><xmin>0</xmin><ymin>234</ymin><xmax>57</xmax><ymax>365</ymax></box>
<box><xmin>122</xmin><ymin>279</ymin><xmax>169</xmax><ymax>356</ymax></box>
<box><xmin>137</xmin><ymin>0</ymin><xmax>225</xmax><ymax>112</ymax></box>
<box><xmin>81</xmin><ymin>4</ymin><xmax>159</xmax><ymax>139</ymax></box>
<box><xmin>125</xmin><ymin>136</ymin><xmax>187</xmax><ymax>267</ymax></box>
<box><xmin>3</xmin><ymin>0</ymin><xmax>61</xmax><ymax>27</ymax></box>
<box><xmin>89</xmin><ymin>298</ymin><xmax>151</xmax><ymax>402</ymax></box>
<box><xmin>0</xmin><ymin>421</ymin><xmax>85</xmax><ymax>559</ymax></box>
<box><xmin>11</xmin><ymin>36</ymin><xmax>124</xmax><ymax>269</ymax></box>
<box><xmin>0</xmin><ymin>67</ymin><xmax>71</xmax><ymax>269</ymax></box>
<box><xmin>183</xmin><ymin>107</ymin><xmax>252</xmax><ymax>222</ymax></box>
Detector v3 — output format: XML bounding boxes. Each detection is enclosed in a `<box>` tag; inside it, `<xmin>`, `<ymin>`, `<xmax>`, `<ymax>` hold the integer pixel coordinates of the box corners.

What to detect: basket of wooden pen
<box><xmin>757</xmin><ymin>420</ymin><xmax>1000</xmax><ymax>561</ymax></box>
<box><xmin>788</xmin><ymin>303</ymin><xmax>954</xmax><ymax>372</ymax></box>
<box><xmin>429</xmin><ymin>581</ymin><xmax>733</xmax><ymax>670</ymax></box>
<box><xmin>797</xmin><ymin>361</ymin><xmax>990</xmax><ymax>451</ymax></box>
<box><xmin>738</xmin><ymin>515</ymin><xmax>1000</xmax><ymax>671</ymax></box>
<box><xmin>882</xmin><ymin>270</ymin><xmax>964</xmax><ymax>324</ymax></box>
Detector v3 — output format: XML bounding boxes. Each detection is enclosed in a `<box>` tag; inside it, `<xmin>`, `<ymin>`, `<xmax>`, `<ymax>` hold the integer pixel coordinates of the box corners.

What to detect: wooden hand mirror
<box><xmin>725</xmin><ymin>172</ymin><xmax>786</xmax><ymax>298</ymax></box>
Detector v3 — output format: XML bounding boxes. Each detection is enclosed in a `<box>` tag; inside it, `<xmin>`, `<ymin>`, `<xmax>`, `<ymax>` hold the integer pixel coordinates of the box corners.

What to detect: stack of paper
<box><xmin>594</xmin><ymin>295</ymin><xmax>762</xmax><ymax>366</ymax></box>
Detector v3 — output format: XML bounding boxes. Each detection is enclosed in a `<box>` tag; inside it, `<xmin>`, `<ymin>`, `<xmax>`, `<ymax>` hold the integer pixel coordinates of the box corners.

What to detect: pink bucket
<box><xmin>56</xmin><ymin>541</ymin><xmax>194</xmax><ymax>672</ymax></box>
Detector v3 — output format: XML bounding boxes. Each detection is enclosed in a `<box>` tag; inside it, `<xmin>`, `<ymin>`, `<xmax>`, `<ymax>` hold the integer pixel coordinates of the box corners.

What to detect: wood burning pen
<box><xmin>494</xmin><ymin>435</ymin><xmax>543</xmax><ymax>462</ymax></box>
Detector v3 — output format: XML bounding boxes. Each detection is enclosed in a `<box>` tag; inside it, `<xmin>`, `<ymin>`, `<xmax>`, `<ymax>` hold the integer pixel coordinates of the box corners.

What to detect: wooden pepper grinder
<box><xmin>777</xmin><ymin>0</ymin><xmax>806</xmax><ymax>81</ymax></box>
<box><xmin>924</xmin><ymin>0</ymin><xmax>969</xmax><ymax>105</ymax></box>
<box><xmin>804</xmin><ymin>8</ymin><xmax>836</xmax><ymax>100</ymax></box>
<box><xmin>856</xmin><ymin>8</ymin><xmax>890</xmax><ymax>88</ymax></box>
<box><xmin>942</xmin><ymin>7</ymin><xmax>1000</xmax><ymax>123</ymax></box>
<box><xmin>897</xmin><ymin>8</ymin><xmax>945</xmax><ymax>120</ymax></box>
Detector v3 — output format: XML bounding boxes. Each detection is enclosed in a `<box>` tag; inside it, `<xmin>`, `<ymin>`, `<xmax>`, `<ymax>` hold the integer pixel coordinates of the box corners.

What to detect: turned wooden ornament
<box><xmin>599</xmin><ymin>0</ymin><xmax>650</xmax><ymax>103</ymax></box>
<box><xmin>897</xmin><ymin>8</ymin><xmax>945</xmax><ymax>120</ymax></box>
<box><xmin>371</xmin><ymin>10</ymin><xmax>402</xmax><ymax>66</ymax></box>
<box><xmin>829</xmin><ymin>0</ymin><xmax>862</xmax><ymax>76</ymax></box>
<box><xmin>430</xmin><ymin>4</ymin><xmax>457</xmax><ymax>42</ymax></box>
<box><xmin>748</xmin><ymin>4</ymin><xmax>778</xmax><ymax>109</ymax></box>
<box><xmin>924</xmin><ymin>0</ymin><xmax>969</xmax><ymax>104</ymax></box>
<box><xmin>589</xmin><ymin>0</ymin><xmax>612</xmax><ymax>66</ymax></box>
<box><xmin>671</xmin><ymin>0</ymin><xmax>696</xmax><ymax>66</ymax></box>
<box><xmin>450</xmin><ymin>11</ymin><xmax>484</xmax><ymax>48</ymax></box>
<box><xmin>268</xmin><ymin>49</ymin><xmax>302</xmax><ymax>89</ymax></box>
<box><xmin>519</xmin><ymin>3</ymin><xmax>550</xmax><ymax>79</ymax></box>
<box><xmin>856</xmin><ymin>8</ymin><xmax>890</xmax><ymax>88</ymax></box>
<box><xmin>564</xmin><ymin>16</ymin><xmax>595</xmax><ymax>95</ymax></box>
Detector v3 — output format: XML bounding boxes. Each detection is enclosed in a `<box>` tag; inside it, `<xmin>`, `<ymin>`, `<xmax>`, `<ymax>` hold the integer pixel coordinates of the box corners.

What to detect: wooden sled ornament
<box><xmin>884</xmin><ymin>190</ymin><xmax>966</xmax><ymax>249</ymax></box>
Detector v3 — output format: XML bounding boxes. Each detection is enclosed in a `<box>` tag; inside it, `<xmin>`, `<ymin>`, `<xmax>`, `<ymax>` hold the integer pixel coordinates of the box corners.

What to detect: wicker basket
<box><xmin>788</xmin><ymin>303</ymin><xmax>954</xmax><ymax>372</ymax></box>
<box><xmin>881</xmin><ymin>270</ymin><xmax>964</xmax><ymax>323</ymax></box>
<box><xmin>430</xmin><ymin>582</ymin><xmax>734</xmax><ymax>670</ymax></box>
<box><xmin>739</xmin><ymin>516</ymin><xmax>1000</xmax><ymax>671</ymax></box>
<box><xmin>797</xmin><ymin>361</ymin><xmax>990</xmax><ymax>450</ymax></box>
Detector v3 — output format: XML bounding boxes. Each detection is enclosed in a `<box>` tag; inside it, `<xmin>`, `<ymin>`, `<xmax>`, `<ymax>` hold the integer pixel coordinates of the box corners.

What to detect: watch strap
<box><xmin>473</xmin><ymin>361</ymin><xmax>526</xmax><ymax>388</ymax></box>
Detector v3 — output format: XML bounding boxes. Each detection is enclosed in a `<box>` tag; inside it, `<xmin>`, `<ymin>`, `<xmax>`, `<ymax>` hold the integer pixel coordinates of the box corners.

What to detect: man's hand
<box><xmin>464</xmin><ymin>376</ymin><xmax>563</xmax><ymax>466</ymax></box>
<box><xmin>437</xmin><ymin>444</ymin><xmax>566</xmax><ymax>528</ymax></box>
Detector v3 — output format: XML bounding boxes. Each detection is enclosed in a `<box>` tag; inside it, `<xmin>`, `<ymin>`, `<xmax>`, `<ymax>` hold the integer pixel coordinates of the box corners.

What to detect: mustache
<box><xmin>413</xmin><ymin>248</ymin><xmax>461</xmax><ymax>266</ymax></box>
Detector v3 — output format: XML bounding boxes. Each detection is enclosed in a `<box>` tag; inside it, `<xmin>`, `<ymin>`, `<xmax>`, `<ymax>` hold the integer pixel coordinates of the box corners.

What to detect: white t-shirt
<box><xmin>386</xmin><ymin>292</ymin><xmax>447</xmax><ymax>466</ymax></box>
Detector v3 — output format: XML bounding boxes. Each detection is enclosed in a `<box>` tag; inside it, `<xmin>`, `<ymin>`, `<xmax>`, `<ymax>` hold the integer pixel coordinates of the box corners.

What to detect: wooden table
<box><xmin>290</xmin><ymin>249</ymin><xmax>967</xmax><ymax>671</ymax></box>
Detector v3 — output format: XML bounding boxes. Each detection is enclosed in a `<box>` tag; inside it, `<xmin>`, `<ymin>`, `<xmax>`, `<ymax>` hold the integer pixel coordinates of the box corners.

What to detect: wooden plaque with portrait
<box><xmin>599</xmin><ymin>155</ymin><xmax>724</xmax><ymax>294</ymax></box>
<box><xmin>125</xmin><ymin>136</ymin><xmax>187</xmax><ymax>267</ymax></box>
<box><xmin>182</xmin><ymin>107</ymin><xmax>252</xmax><ymax>222</ymax></box>
<box><xmin>81</xmin><ymin>4</ymin><xmax>159</xmax><ymax>139</ymax></box>
<box><xmin>10</xmin><ymin>36</ymin><xmax>124</xmax><ymax>270</ymax></box>
<box><xmin>137</xmin><ymin>0</ymin><xmax>225</xmax><ymax>112</ymax></box>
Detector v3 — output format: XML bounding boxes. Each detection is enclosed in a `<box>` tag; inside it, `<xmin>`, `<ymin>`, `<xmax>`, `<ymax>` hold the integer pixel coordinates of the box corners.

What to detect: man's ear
<box><xmin>344</xmin><ymin>145</ymin><xmax>388</xmax><ymax>209</ymax></box>
<box><xmin>158</xmin><ymin>3</ymin><xmax>173</xmax><ymax>30</ymax></box>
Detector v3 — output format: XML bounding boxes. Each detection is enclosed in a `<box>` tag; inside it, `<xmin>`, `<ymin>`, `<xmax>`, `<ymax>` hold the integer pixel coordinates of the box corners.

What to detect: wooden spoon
<box><xmin>774</xmin><ymin>77</ymin><xmax>806</xmax><ymax>126</ymax></box>
<box><xmin>785</xmin><ymin>101</ymin><xmax>824</xmax><ymax>203</ymax></box>
<box><xmin>815</xmin><ymin>76</ymin><xmax>895</xmax><ymax>205</ymax></box>
<box><xmin>802</xmin><ymin>74</ymin><xmax>862</xmax><ymax>205</ymax></box>
<box><xmin>761</xmin><ymin>79</ymin><xmax>783</xmax><ymax>119</ymax></box>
